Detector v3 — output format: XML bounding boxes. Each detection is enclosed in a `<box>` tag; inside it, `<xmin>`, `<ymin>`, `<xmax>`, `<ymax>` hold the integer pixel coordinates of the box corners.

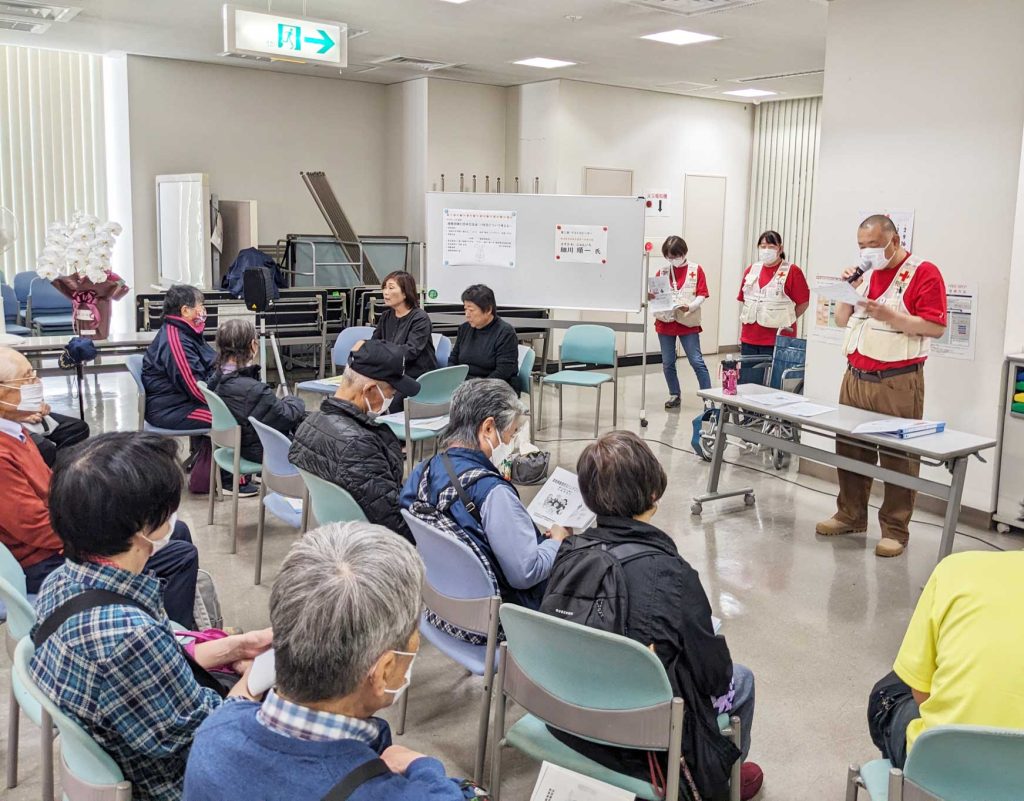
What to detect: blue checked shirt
<box><xmin>257</xmin><ymin>688</ymin><xmax>382</xmax><ymax>744</ymax></box>
<box><xmin>30</xmin><ymin>560</ymin><xmax>222</xmax><ymax>801</ymax></box>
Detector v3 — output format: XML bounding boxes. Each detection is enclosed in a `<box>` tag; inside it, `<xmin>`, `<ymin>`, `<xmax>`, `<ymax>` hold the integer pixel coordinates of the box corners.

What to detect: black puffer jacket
<box><xmin>288</xmin><ymin>397</ymin><xmax>412</xmax><ymax>542</ymax></box>
<box><xmin>207</xmin><ymin>366</ymin><xmax>307</xmax><ymax>464</ymax></box>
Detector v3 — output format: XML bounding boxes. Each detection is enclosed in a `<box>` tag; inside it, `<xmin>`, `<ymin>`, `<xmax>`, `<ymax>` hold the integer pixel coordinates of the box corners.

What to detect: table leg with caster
<box><xmin>692</xmin><ymin>403</ymin><xmax>755</xmax><ymax>515</ymax></box>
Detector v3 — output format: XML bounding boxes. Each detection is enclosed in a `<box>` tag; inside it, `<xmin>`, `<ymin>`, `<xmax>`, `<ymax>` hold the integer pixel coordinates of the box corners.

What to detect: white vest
<box><xmin>842</xmin><ymin>258</ymin><xmax>930</xmax><ymax>363</ymax></box>
<box><xmin>739</xmin><ymin>262</ymin><xmax>797</xmax><ymax>329</ymax></box>
<box><xmin>655</xmin><ymin>264</ymin><xmax>703</xmax><ymax>327</ymax></box>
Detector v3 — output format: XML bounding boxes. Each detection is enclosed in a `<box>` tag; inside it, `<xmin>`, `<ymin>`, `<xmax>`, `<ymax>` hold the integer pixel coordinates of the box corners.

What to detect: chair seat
<box><xmin>505</xmin><ymin>714</ymin><xmax>661</xmax><ymax>801</ymax></box>
<box><xmin>3</xmin><ymin>323</ymin><xmax>30</xmax><ymax>336</ymax></box>
<box><xmin>542</xmin><ymin>370</ymin><xmax>613</xmax><ymax>387</ymax></box>
<box><xmin>859</xmin><ymin>758</ymin><xmax>893</xmax><ymax>801</ymax></box>
<box><xmin>32</xmin><ymin>314</ymin><xmax>74</xmax><ymax>327</ymax></box>
<box><xmin>264</xmin><ymin>492</ymin><xmax>303</xmax><ymax>528</ymax></box>
<box><xmin>419</xmin><ymin>617</ymin><xmax>502</xmax><ymax>676</ymax></box>
<box><xmin>382</xmin><ymin>421</ymin><xmax>442</xmax><ymax>443</ymax></box>
<box><xmin>143</xmin><ymin>421</ymin><xmax>210</xmax><ymax>436</ymax></box>
<box><xmin>212</xmin><ymin>447</ymin><xmax>263</xmax><ymax>476</ymax></box>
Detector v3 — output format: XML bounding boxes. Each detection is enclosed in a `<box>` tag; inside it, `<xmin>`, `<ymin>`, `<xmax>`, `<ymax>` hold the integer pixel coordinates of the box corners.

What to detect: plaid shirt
<box><xmin>257</xmin><ymin>688</ymin><xmax>381</xmax><ymax>744</ymax></box>
<box><xmin>30</xmin><ymin>560</ymin><xmax>222</xmax><ymax>801</ymax></box>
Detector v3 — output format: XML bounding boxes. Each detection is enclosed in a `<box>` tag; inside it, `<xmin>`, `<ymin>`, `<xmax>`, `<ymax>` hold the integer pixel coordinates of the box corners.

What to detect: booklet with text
<box><xmin>526</xmin><ymin>467</ymin><xmax>597</xmax><ymax>531</ymax></box>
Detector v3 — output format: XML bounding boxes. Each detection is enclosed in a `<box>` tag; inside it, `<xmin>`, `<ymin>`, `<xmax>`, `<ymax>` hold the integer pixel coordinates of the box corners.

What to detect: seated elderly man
<box><xmin>289</xmin><ymin>339</ymin><xmax>420</xmax><ymax>542</ymax></box>
<box><xmin>0</xmin><ymin>347</ymin><xmax>198</xmax><ymax>627</ymax></box>
<box><xmin>184</xmin><ymin>522</ymin><xmax>469</xmax><ymax>801</ymax></box>
<box><xmin>400</xmin><ymin>379</ymin><xmax>569</xmax><ymax>643</ymax></box>
<box><xmin>30</xmin><ymin>431</ymin><xmax>271</xmax><ymax>801</ymax></box>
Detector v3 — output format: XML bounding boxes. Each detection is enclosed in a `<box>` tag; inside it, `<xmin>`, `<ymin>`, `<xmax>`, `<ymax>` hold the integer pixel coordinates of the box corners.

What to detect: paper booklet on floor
<box><xmin>530</xmin><ymin>761</ymin><xmax>636</xmax><ymax>801</ymax></box>
<box><xmin>526</xmin><ymin>467</ymin><xmax>597</xmax><ymax>531</ymax></box>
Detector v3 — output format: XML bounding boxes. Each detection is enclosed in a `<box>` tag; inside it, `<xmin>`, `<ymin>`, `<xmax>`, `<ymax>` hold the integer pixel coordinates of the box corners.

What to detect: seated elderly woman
<box><xmin>450</xmin><ymin>284</ymin><xmax>521</xmax><ymax>392</ymax></box>
<box><xmin>30</xmin><ymin>432</ymin><xmax>271</xmax><ymax>801</ymax></box>
<box><xmin>184</xmin><ymin>522</ymin><xmax>470</xmax><ymax>801</ymax></box>
<box><xmin>400</xmin><ymin>379</ymin><xmax>568</xmax><ymax>641</ymax></box>
<box><xmin>208</xmin><ymin>317</ymin><xmax>306</xmax><ymax>464</ymax></box>
<box><xmin>543</xmin><ymin>431</ymin><xmax>762</xmax><ymax>801</ymax></box>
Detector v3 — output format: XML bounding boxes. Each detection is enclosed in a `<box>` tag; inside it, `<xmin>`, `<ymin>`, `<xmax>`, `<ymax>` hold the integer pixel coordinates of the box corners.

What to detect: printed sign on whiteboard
<box><xmin>642</xmin><ymin>188</ymin><xmax>672</xmax><ymax>218</ymax></box>
<box><xmin>442</xmin><ymin>208</ymin><xmax>517</xmax><ymax>269</ymax></box>
<box><xmin>555</xmin><ymin>224</ymin><xmax>608</xmax><ymax>264</ymax></box>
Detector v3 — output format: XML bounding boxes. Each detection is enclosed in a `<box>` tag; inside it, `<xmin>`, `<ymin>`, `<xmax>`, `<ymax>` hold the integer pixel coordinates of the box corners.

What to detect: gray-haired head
<box><xmin>442</xmin><ymin>378</ymin><xmax>526</xmax><ymax>449</ymax></box>
<box><xmin>270</xmin><ymin>521</ymin><xmax>424</xmax><ymax>703</ymax></box>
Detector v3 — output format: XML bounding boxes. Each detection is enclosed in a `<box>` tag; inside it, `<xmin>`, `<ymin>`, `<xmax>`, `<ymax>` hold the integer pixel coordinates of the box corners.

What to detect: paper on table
<box><xmin>741</xmin><ymin>390</ymin><xmax>802</xmax><ymax>408</ymax></box>
<box><xmin>377</xmin><ymin>411</ymin><xmax>450</xmax><ymax>431</ymax></box>
<box><xmin>648</xmin><ymin>274</ymin><xmax>674</xmax><ymax>313</ymax></box>
<box><xmin>814</xmin><ymin>281</ymin><xmax>864</xmax><ymax>306</ymax></box>
<box><xmin>530</xmin><ymin>761</ymin><xmax>635</xmax><ymax>801</ymax></box>
<box><xmin>852</xmin><ymin>418</ymin><xmax>940</xmax><ymax>435</ymax></box>
<box><xmin>784</xmin><ymin>402</ymin><xmax>835</xmax><ymax>417</ymax></box>
<box><xmin>526</xmin><ymin>467</ymin><xmax>597</xmax><ymax>531</ymax></box>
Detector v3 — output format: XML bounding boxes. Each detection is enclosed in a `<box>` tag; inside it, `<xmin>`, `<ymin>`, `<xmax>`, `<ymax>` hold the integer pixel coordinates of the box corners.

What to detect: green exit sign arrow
<box><xmin>224</xmin><ymin>5</ymin><xmax>348</xmax><ymax>67</ymax></box>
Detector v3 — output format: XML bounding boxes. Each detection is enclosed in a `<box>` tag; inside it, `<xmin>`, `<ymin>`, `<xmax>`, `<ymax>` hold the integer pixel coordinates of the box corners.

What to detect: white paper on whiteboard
<box><xmin>442</xmin><ymin>208</ymin><xmax>517</xmax><ymax>268</ymax></box>
<box><xmin>554</xmin><ymin>224</ymin><xmax>609</xmax><ymax>265</ymax></box>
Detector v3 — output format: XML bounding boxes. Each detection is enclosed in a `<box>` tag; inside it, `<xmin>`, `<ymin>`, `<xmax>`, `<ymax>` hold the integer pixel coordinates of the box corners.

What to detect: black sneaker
<box><xmin>221</xmin><ymin>474</ymin><xmax>260</xmax><ymax>498</ymax></box>
<box><xmin>664</xmin><ymin>395</ymin><xmax>681</xmax><ymax>410</ymax></box>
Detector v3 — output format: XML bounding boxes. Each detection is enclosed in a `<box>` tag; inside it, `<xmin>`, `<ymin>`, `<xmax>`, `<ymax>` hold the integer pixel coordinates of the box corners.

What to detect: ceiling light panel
<box><xmin>641</xmin><ymin>29</ymin><xmax>720</xmax><ymax>46</ymax></box>
<box><xmin>514</xmin><ymin>57</ymin><xmax>576</xmax><ymax>69</ymax></box>
<box><xmin>723</xmin><ymin>88</ymin><xmax>777</xmax><ymax>97</ymax></box>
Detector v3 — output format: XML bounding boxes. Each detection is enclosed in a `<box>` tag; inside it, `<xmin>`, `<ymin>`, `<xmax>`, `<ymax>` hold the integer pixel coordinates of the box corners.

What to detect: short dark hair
<box><xmin>49</xmin><ymin>432</ymin><xmax>184</xmax><ymax>560</ymax></box>
<box><xmin>214</xmin><ymin>318</ymin><xmax>257</xmax><ymax>370</ymax></box>
<box><xmin>757</xmin><ymin>230</ymin><xmax>786</xmax><ymax>261</ymax></box>
<box><xmin>577</xmin><ymin>430</ymin><xmax>667</xmax><ymax>518</ymax></box>
<box><xmin>382</xmin><ymin>271</ymin><xmax>419</xmax><ymax>309</ymax></box>
<box><xmin>661</xmin><ymin>236</ymin><xmax>688</xmax><ymax>259</ymax></box>
<box><xmin>859</xmin><ymin>214</ymin><xmax>899</xmax><ymax>238</ymax></box>
<box><xmin>162</xmin><ymin>284</ymin><xmax>205</xmax><ymax>318</ymax></box>
<box><xmin>461</xmin><ymin>284</ymin><xmax>496</xmax><ymax>314</ymax></box>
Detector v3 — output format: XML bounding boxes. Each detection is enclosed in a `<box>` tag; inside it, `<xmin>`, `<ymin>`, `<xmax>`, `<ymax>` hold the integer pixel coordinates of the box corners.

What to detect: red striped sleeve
<box><xmin>166</xmin><ymin>325</ymin><xmax>207</xmax><ymax>404</ymax></box>
<box><xmin>187</xmin><ymin>408</ymin><xmax>212</xmax><ymax>423</ymax></box>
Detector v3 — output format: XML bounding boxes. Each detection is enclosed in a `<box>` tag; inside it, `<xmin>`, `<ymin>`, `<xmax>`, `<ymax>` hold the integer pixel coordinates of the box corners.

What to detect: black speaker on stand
<box><xmin>242</xmin><ymin>267</ymin><xmax>287</xmax><ymax>391</ymax></box>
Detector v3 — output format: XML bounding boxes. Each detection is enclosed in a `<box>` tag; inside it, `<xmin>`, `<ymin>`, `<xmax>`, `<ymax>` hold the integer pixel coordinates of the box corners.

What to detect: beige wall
<box><xmin>126</xmin><ymin>56</ymin><xmax>389</xmax><ymax>288</ymax></box>
<box><xmin>427</xmin><ymin>80</ymin><xmax>508</xmax><ymax>195</ymax></box>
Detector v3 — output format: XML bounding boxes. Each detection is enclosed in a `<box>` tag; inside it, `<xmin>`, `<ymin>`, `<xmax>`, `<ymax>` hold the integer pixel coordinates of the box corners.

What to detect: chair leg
<box><xmin>395</xmin><ymin>682</ymin><xmax>410</xmax><ymax>736</ymax></box>
<box><xmin>612</xmin><ymin>379</ymin><xmax>618</xmax><ymax>427</ymax></box>
<box><xmin>254</xmin><ymin>481</ymin><xmax>267</xmax><ymax>585</ymax></box>
<box><xmin>846</xmin><ymin>765</ymin><xmax>861</xmax><ymax>801</ymax></box>
<box><xmin>206</xmin><ymin>455</ymin><xmax>217</xmax><ymax>525</ymax></box>
<box><xmin>6</xmin><ymin>676</ymin><xmax>18</xmax><ymax>789</ymax></box>
<box><xmin>300</xmin><ymin>489</ymin><xmax>310</xmax><ymax>534</ymax></box>
<box><xmin>593</xmin><ymin>385</ymin><xmax>602</xmax><ymax>439</ymax></box>
<box><xmin>489</xmin><ymin>658</ymin><xmax>508</xmax><ymax>799</ymax></box>
<box><xmin>729</xmin><ymin>715</ymin><xmax>742</xmax><ymax>801</ymax></box>
<box><xmin>474</xmin><ymin>671</ymin><xmax>493</xmax><ymax>785</ymax></box>
<box><xmin>230</xmin><ymin>471</ymin><xmax>240</xmax><ymax>555</ymax></box>
<box><xmin>558</xmin><ymin>384</ymin><xmax>563</xmax><ymax>422</ymax></box>
<box><xmin>40</xmin><ymin>708</ymin><xmax>53</xmax><ymax>801</ymax></box>
<box><xmin>537</xmin><ymin>380</ymin><xmax>545</xmax><ymax>431</ymax></box>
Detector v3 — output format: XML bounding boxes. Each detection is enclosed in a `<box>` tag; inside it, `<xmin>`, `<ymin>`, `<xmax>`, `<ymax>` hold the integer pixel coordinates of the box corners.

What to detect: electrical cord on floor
<box><xmin>533</xmin><ymin>433</ymin><xmax>1009</xmax><ymax>552</ymax></box>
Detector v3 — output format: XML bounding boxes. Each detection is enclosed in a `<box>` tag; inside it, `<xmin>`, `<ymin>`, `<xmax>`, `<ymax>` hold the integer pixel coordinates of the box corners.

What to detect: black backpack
<box><xmin>540</xmin><ymin>534</ymin><xmax>661</xmax><ymax>635</ymax></box>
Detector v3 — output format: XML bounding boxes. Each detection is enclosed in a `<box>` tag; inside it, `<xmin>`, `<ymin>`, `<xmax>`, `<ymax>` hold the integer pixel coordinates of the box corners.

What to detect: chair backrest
<box><xmin>124</xmin><ymin>355</ymin><xmax>145</xmax><ymax>394</ymax></box>
<box><xmin>28</xmin><ymin>277</ymin><xmax>72</xmax><ymax>312</ymax></box>
<box><xmin>13</xmin><ymin>271</ymin><xmax>35</xmax><ymax>305</ymax></box>
<box><xmin>249</xmin><ymin>417</ymin><xmax>305</xmax><ymax>500</ymax></box>
<box><xmin>297</xmin><ymin>468</ymin><xmax>368</xmax><ymax>527</ymax></box>
<box><xmin>560</xmin><ymin>324</ymin><xmax>616</xmax><ymax>367</ymax></box>
<box><xmin>13</xmin><ymin>638</ymin><xmax>131</xmax><ymax>796</ymax></box>
<box><xmin>412</xmin><ymin>364</ymin><xmax>469</xmax><ymax>405</ymax></box>
<box><xmin>516</xmin><ymin>345</ymin><xmax>535</xmax><ymax>398</ymax></box>
<box><xmin>332</xmin><ymin>326</ymin><xmax>375</xmax><ymax>369</ymax></box>
<box><xmin>2</xmin><ymin>282</ymin><xmax>19</xmax><ymax>322</ymax></box>
<box><xmin>432</xmin><ymin>333</ymin><xmax>452</xmax><ymax>368</ymax></box>
<box><xmin>0</xmin><ymin>543</ymin><xmax>36</xmax><ymax>639</ymax></box>
<box><xmin>902</xmin><ymin>725</ymin><xmax>1024</xmax><ymax>801</ymax></box>
<box><xmin>197</xmin><ymin>381</ymin><xmax>241</xmax><ymax>450</ymax></box>
<box><xmin>499</xmin><ymin>605</ymin><xmax>678</xmax><ymax>750</ymax></box>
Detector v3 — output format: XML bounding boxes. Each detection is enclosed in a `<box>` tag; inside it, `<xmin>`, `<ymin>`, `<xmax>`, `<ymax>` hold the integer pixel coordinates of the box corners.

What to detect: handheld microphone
<box><xmin>846</xmin><ymin>259</ymin><xmax>871</xmax><ymax>284</ymax></box>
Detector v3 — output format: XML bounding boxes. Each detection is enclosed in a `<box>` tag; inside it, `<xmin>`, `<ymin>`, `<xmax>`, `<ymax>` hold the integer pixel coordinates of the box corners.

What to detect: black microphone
<box><xmin>846</xmin><ymin>259</ymin><xmax>871</xmax><ymax>284</ymax></box>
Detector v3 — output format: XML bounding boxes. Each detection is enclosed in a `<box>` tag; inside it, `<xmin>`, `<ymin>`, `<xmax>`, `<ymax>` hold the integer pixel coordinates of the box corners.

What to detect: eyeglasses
<box><xmin>2</xmin><ymin>371</ymin><xmax>38</xmax><ymax>385</ymax></box>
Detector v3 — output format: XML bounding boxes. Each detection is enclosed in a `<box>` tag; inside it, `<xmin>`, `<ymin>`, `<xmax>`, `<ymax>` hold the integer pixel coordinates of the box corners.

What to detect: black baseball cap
<box><xmin>348</xmin><ymin>339</ymin><xmax>421</xmax><ymax>397</ymax></box>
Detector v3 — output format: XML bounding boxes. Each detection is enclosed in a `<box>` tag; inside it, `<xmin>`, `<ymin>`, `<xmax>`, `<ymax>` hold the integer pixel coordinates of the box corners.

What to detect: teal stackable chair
<box><xmin>331</xmin><ymin>326</ymin><xmax>375</xmax><ymax>374</ymax></box>
<box><xmin>537</xmin><ymin>324</ymin><xmax>618</xmax><ymax>438</ymax></box>
<box><xmin>297</xmin><ymin>468</ymin><xmax>368</xmax><ymax>528</ymax></box>
<box><xmin>517</xmin><ymin>345</ymin><xmax>536</xmax><ymax>442</ymax></box>
<box><xmin>382</xmin><ymin>364</ymin><xmax>468</xmax><ymax>474</ymax></box>
<box><xmin>198</xmin><ymin>382</ymin><xmax>262</xmax><ymax>554</ymax></box>
<box><xmin>14</xmin><ymin>638</ymin><xmax>132</xmax><ymax>801</ymax></box>
<box><xmin>490</xmin><ymin>605</ymin><xmax>742</xmax><ymax>801</ymax></box>
<box><xmin>249</xmin><ymin>418</ymin><xmax>310</xmax><ymax>585</ymax></box>
<box><xmin>847</xmin><ymin>725</ymin><xmax>1024</xmax><ymax>801</ymax></box>
<box><xmin>1</xmin><ymin>544</ymin><xmax>54</xmax><ymax>801</ymax></box>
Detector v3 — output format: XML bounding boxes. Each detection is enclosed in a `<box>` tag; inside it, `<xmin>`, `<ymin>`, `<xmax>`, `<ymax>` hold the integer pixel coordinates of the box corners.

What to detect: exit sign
<box><xmin>223</xmin><ymin>5</ymin><xmax>347</xmax><ymax>67</ymax></box>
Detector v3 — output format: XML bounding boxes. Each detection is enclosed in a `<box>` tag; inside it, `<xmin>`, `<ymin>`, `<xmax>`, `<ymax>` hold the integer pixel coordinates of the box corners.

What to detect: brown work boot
<box><xmin>875</xmin><ymin>537</ymin><xmax>906</xmax><ymax>557</ymax></box>
<box><xmin>815</xmin><ymin>516</ymin><xmax>867</xmax><ymax>536</ymax></box>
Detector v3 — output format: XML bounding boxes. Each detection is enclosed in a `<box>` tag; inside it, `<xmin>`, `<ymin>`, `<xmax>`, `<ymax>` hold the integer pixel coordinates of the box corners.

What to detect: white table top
<box><xmin>11</xmin><ymin>331</ymin><xmax>157</xmax><ymax>351</ymax></box>
<box><xmin>699</xmin><ymin>384</ymin><xmax>996</xmax><ymax>461</ymax></box>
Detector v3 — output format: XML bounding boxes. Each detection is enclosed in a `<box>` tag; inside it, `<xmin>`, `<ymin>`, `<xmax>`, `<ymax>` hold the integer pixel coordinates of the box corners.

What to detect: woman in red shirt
<box><xmin>653</xmin><ymin>236</ymin><xmax>711</xmax><ymax>409</ymax></box>
<box><xmin>736</xmin><ymin>230</ymin><xmax>810</xmax><ymax>384</ymax></box>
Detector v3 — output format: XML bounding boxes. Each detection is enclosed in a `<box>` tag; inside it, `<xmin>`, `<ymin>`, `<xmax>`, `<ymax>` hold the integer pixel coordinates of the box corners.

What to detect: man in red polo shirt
<box><xmin>816</xmin><ymin>215</ymin><xmax>947</xmax><ymax>557</ymax></box>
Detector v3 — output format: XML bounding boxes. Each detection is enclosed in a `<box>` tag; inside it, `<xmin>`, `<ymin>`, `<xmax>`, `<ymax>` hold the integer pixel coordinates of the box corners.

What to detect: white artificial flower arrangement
<box><xmin>35</xmin><ymin>211</ymin><xmax>123</xmax><ymax>284</ymax></box>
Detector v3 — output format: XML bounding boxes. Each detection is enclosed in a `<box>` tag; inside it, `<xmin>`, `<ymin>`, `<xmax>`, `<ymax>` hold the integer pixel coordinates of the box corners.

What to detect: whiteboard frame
<box><xmin>424</xmin><ymin>192</ymin><xmax>647</xmax><ymax>313</ymax></box>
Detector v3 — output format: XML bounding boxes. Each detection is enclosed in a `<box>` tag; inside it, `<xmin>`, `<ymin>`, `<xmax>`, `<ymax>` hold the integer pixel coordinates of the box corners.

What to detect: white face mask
<box><xmin>382</xmin><ymin>649</ymin><xmax>417</xmax><ymax>696</ymax></box>
<box><xmin>365</xmin><ymin>384</ymin><xmax>389</xmax><ymax>419</ymax></box>
<box><xmin>487</xmin><ymin>429</ymin><xmax>514</xmax><ymax>470</ymax></box>
<box><xmin>668</xmin><ymin>257</ymin><xmax>686</xmax><ymax>267</ymax></box>
<box><xmin>0</xmin><ymin>380</ymin><xmax>44</xmax><ymax>412</ymax></box>
<box><xmin>758</xmin><ymin>247</ymin><xmax>780</xmax><ymax>265</ymax></box>
<box><xmin>142</xmin><ymin>512</ymin><xmax>176</xmax><ymax>555</ymax></box>
<box><xmin>859</xmin><ymin>245</ymin><xmax>891</xmax><ymax>271</ymax></box>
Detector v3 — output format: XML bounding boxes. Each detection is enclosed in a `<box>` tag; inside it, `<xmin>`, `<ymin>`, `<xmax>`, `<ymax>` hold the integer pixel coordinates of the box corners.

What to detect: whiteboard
<box><xmin>425</xmin><ymin>192</ymin><xmax>647</xmax><ymax>313</ymax></box>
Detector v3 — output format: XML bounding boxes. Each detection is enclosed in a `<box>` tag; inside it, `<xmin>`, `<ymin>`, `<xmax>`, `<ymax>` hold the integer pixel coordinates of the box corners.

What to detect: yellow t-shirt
<box><xmin>894</xmin><ymin>551</ymin><xmax>1024</xmax><ymax>751</ymax></box>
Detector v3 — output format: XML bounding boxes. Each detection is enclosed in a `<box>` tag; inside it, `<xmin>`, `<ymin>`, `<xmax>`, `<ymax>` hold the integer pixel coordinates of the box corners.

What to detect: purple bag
<box><xmin>188</xmin><ymin>437</ymin><xmax>212</xmax><ymax>494</ymax></box>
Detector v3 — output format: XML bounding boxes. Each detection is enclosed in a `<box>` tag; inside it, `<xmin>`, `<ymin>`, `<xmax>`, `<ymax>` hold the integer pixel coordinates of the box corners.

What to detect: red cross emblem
<box><xmin>899</xmin><ymin>270</ymin><xmax>910</xmax><ymax>281</ymax></box>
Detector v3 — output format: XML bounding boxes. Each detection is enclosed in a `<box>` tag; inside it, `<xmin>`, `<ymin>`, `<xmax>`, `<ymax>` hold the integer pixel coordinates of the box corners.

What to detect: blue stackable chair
<box><xmin>396</xmin><ymin>510</ymin><xmax>501</xmax><ymax>785</ymax></box>
<box><xmin>1</xmin><ymin>543</ymin><xmax>54</xmax><ymax>801</ymax></box>
<box><xmin>249</xmin><ymin>418</ymin><xmax>309</xmax><ymax>585</ymax></box>
<box><xmin>124</xmin><ymin>355</ymin><xmax>210</xmax><ymax>437</ymax></box>
<box><xmin>297</xmin><ymin>468</ymin><xmax>368</xmax><ymax>528</ymax></box>
<box><xmin>26</xmin><ymin>278</ymin><xmax>74</xmax><ymax>334</ymax></box>
<box><xmin>847</xmin><ymin>725</ymin><xmax>1024</xmax><ymax>801</ymax></box>
<box><xmin>331</xmin><ymin>325</ymin><xmax>375</xmax><ymax>374</ymax></box>
<box><xmin>381</xmin><ymin>364</ymin><xmax>468</xmax><ymax>474</ymax></box>
<box><xmin>490</xmin><ymin>604</ymin><xmax>742</xmax><ymax>801</ymax></box>
<box><xmin>2</xmin><ymin>283</ymin><xmax>30</xmax><ymax>335</ymax></box>
<box><xmin>537</xmin><ymin>324</ymin><xmax>618</xmax><ymax>438</ymax></box>
<box><xmin>14</xmin><ymin>638</ymin><xmax>131</xmax><ymax>801</ymax></box>
<box><xmin>432</xmin><ymin>333</ymin><xmax>452</xmax><ymax>368</ymax></box>
<box><xmin>12</xmin><ymin>271</ymin><xmax>35</xmax><ymax>314</ymax></box>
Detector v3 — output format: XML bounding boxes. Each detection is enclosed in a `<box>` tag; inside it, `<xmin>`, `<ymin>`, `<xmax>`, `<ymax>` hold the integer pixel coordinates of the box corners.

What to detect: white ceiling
<box><xmin>0</xmin><ymin>0</ymin><xmax>829</xmax><ymax>102</ymax></box>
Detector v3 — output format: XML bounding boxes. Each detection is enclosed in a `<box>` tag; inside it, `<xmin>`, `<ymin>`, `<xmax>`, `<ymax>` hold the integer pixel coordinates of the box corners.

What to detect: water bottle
<box><xmin>721</xmin><ymin>356</ymin><xmax>739</xmax><ymax>396</ymax></box>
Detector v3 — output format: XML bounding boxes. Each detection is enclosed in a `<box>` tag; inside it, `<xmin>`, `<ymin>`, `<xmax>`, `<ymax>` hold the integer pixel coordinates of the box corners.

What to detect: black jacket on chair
<box><xmin>207</xmin><ymin>366</ymin><xmax>307</xmax><ymax>464</ymax></box>
<box><xmin>545</xmin><ymin>516</ymin><xmax>740</xmax><ymax>801</ymax></box>
<box><xmin>287</xmin><ymin>397</ymin><xmax>412</xmax><ymax>542</ymax></box>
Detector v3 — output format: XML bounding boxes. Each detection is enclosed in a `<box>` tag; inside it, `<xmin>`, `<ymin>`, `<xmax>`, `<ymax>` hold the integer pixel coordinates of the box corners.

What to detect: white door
<box><xmin>682</xmin><ymin>174</ymin><xmax>726</xmax><ymax>354</ymax></box>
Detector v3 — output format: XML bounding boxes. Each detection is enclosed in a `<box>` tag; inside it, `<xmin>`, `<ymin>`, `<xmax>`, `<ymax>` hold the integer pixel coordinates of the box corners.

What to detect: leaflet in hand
<box><xmin>526</xmin><ymin>467</ymin><xmax>597</xmax><ymax>531</ymax></box>
<box><xmin>247</xmin><ymin>648</ymin><xmax>276</xmax><ymax>696</ymax></box>
<box><xmin>648</xmin><ymin>274</ymin><xmax>675</xmax><ymax>314</ymax></box>
<box><xmin>376</xmin><ymin>411</ymin><xmax>450</xmax><ymax>431</ymax></box>
<box><xmin>814</xmin><ymin>280</ymin><xmax>864</xmax><ymax>306</ymax></box>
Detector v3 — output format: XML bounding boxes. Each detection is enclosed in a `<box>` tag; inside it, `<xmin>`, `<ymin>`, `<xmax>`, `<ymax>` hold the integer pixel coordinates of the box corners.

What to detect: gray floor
<box><xmin>3</xmin><ymin>361</ymin><xmax>1019</xmax><ymax>800</ymax></box>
